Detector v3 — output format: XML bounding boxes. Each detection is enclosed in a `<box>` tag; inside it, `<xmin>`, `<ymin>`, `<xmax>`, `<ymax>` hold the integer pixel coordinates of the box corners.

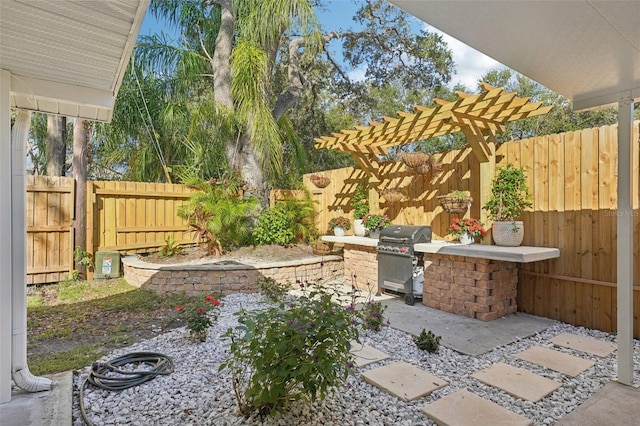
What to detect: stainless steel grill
<box><xmin>377</xmin><ymin>225</ymin><xmax>431</xmax><ymax>305</ymax></box>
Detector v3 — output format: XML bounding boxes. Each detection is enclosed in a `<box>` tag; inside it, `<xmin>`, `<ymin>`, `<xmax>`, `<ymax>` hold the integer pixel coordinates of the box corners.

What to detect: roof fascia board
<box><xmin>111</xmin><ymin>0</ymin><xmax>150</xmax><ymax>95</ymax></box>
<box><xmin>573</xmin><ymin>87</ymin><xmax>640</xmax><ymax>111</ymax></box>
<box><xmin>9</xmin><ymin>73</ymin><xmax>115</xmax><ymax>110</ymax></box>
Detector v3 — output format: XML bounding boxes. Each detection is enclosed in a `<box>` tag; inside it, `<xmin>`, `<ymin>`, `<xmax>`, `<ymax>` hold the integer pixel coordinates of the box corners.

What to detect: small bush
<box><xmin>358</xmin><ymin>299</ymin><xmax>387</xmax><ymax>332</ymax></box>
<box><xmin>160</xmin><ymin>235</ymin><xmax>184</xmax><ymax>257</ymax></box>
<box><xmin>174</xmin><ymin>295</ymin><xmax>221</xmax><ymax>342</ymax></box>
<box><xmin>253</xmin><ymin>195</ymin><xmax>319</xmax><ymax>245</ymax></box>
<box><xmin>256</xmin><ymin>276</ymin><xmax>289</xmax><ymax>302</ymax></box>
<box><xmin>221</xmin><ymin>281</ymin><xmax>360</xmax><ymax>418</ymax></box>
<box><xmin>413</xmin><ymin>329</ymin><xmax>441</xmax><ymax>353</ymax></box>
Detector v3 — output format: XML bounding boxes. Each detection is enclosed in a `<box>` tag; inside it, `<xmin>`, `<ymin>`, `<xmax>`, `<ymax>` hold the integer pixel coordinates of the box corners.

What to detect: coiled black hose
<box><xmin>79</xmin><ymin>352</ymin><xmax>174</xmax><ymax>426</ymax></box>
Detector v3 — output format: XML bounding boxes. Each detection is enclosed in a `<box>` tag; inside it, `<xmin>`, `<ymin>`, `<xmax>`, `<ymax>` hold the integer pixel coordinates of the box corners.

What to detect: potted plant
<box><xmin>483</xmin><ymin>164</ymin><xmax>532</xmax><ymax>246</ymax></box>
<box><xmin>448</xmin><ymin>217</ymin><xmax>487</xmax><ymax>245</ymax></box>
<box><xmin>351</xmin><ymin>184</ymin><xmax>369</xmax><ymax>237</ymax></box>
<box><xmin>362</xmin><ymin>213</ymin><xmax>391</xmax><ymax>239</ymax></box>
<box><xmin>328</xmin><ymin>216</ymin><xmax>351</xmax><ymax>237</ymax></box>
<box><xmin>437</xmin><ymin>190</ymin><xmax>473</xmax><ymax>214</ymax></box>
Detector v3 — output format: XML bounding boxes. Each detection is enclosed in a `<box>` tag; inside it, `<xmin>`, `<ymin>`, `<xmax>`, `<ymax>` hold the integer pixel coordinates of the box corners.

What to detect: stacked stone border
<box><xmin>122</xmin><ymin>255</ymin><xmax>344</xmax><ymax>297</ymax></box>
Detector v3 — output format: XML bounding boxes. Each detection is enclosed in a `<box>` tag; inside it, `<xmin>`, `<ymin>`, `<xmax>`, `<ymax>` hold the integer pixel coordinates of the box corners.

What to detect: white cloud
<box><xmin>425</xmin><ymin>24</ymin><xmax>505</xmax><ymax>90</ymax></box>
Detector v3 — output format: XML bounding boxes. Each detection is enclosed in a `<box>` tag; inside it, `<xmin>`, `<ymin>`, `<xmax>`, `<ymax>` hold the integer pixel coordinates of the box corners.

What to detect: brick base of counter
<box><xmin>343</xmin><ymin>244</ymin><xmax>378</xmax><ymax>291</ymax></box>
<box><xmin>423</xmin><ymin>254</ymin><xmax>518</xmax><ymax>321</ymax></box>
<box><xmin>123</xmin><ymin>256</ymin><xmax>344</xmax><ymax>297</ymax></box>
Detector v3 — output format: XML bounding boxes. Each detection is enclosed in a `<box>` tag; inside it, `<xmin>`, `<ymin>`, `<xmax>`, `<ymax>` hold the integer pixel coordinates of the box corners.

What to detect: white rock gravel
<box><xmin>73</xmin><ymin>292</ymin><xmax>640</xmax><ymax>426</ymax></box>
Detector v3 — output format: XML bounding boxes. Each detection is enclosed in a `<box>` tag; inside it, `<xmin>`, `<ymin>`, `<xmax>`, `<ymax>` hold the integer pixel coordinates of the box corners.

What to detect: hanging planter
<box><xmin>382</xmin><ymin>188</ymin><xmax>404</xmax><ymax>203</ymax></box>
<box><xmin>310</xmin><ymin>174</ymin><xmax>331</xmax><ymax>188</ymax></box>
<box><xmin>437</xmin><ymin>191</ymin><xmax>473</xmax><ymax>214</ymax></box>
<box><xmin>401</xmin><ymin>152</ymin><xmax>430</xmax><ymax>169</ymax></box>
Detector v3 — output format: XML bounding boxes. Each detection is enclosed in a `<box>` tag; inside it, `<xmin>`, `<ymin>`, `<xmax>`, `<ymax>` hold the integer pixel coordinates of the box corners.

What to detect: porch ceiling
<box><xmin>0</xmin><ymin>0</ymin><xmax>149</xmax><ymax>122</ymax></box>
<box><xmin>388</xmin><ymin>0</ymin><xmax>640</xmax><ymax>110</ymax></box>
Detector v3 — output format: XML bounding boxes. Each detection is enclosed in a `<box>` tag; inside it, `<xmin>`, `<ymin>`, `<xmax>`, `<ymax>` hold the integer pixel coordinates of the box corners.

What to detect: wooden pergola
<box><xmin>314</xmin><ymin>83</ymin><xmax>552</xmax><ymax>227</ymax></box>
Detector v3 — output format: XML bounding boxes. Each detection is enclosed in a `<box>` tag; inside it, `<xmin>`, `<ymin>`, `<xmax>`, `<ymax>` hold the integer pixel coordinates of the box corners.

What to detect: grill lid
<box><xmin>379</xmin><ymin>225</ymin><xmax>432</xmax><ymax>244</ymax></box>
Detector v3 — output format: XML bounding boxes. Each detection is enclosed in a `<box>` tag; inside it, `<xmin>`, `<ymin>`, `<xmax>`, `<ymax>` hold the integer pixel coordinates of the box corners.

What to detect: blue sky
<box><xmin>139</xmin><ymin>0</ymin><xmax>503</xmax><ymax>90</ymax></box>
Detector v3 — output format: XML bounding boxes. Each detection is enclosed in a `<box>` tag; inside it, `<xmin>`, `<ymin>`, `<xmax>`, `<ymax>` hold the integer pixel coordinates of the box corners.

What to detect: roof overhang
<box><xmin>389</xmin><ymin>0</ymin><xmax>640</xmax><ymax>110</ymax></box>
<box><xmin>0</xmin><ymin>0</ymin><xmax>150</xmax><ymax>122</ymax></box>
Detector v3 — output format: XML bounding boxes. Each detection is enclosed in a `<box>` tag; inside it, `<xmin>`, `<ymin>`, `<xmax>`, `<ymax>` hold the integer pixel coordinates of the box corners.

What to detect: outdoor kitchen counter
<box><xmin>413</xmin><ymin>241</ymin><xmax>560</xmax><ymax>263</ymax></box>
<box><xmin>321</xmin><ymin>236</ymin><xmax>560</xmax><ymax>263</ymax></box>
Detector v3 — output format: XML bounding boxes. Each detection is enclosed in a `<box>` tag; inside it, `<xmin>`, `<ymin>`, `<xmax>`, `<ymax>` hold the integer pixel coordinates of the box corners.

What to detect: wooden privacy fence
<box><xmin>305</xmin><ymin>121</ymin><xmax>640</xmax><ymax>337</ymax></box>
<box><xmin>26</xmin><ymin>178</ymin><xmax>194</xmax><ymax>284</ymax></box>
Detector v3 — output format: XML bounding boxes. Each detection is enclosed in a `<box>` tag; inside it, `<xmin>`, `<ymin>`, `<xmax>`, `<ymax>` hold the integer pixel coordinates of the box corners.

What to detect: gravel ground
<box><xmin>73</xmin><ymin>292</ymin><xmax>640</xmax><ymax>426</ymax></box>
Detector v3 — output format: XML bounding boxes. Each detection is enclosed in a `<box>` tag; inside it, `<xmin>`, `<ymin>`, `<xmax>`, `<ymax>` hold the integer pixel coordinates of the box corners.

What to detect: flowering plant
<box><xmin>448</xmin><ymin>217</ymin><xmax>487</xmax><ymax>239</ymax></box>
<box><xmin>362</xmin><ymin>214</ymin><xmax>391</xmax><ymax>230</ymax></box>
<box><xmin>175</xmin><ymin>294</ymin><xmax>221</xmax><ymax>341</ymax></box>
<box><xmin>328</xmin><ymin>216</ymin><xmax>351</xmax><ymax>230</ymax></box>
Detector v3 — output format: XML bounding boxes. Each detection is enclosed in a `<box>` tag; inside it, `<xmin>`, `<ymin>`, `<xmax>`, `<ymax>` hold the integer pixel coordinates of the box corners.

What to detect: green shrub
<box><xmin>178</xmin><ymin>174</ymin><xmax>259</xmax><ymax>255</ymax></box>
<box><xmin>253</xmin><ymin>194</ymin><xmax>318</xmax><ymax>245</ymax></box>
<box><xmin>221</xmin><ymin>281</ymin><xmax>360</xmax><ymax>418</ymax></box>
<box><xmin>359</xmin><ymin>299</ymin><xmax>387</xmax><ymax>332</ymax></box>
<box><xmin>413</xmin><ymin>329</ymin><xmax>441</xmax><ymax>353</ymax></box>
<box><xmin>160</xmin><ymin>235</ymin><xmax>184</xmax><ymax>257</ymax></box>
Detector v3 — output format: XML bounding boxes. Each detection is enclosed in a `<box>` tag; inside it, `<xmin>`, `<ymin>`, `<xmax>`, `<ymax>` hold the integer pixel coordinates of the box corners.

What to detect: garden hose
<box><xmin>79</xmin><ymin>352</ymin><xmax>174</xmax><ymax>426</ymax></box>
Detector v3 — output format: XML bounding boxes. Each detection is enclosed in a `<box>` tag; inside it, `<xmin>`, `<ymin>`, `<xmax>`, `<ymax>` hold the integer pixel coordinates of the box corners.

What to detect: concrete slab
<box><xmin>350</xmin><ymin>342</ymin><xmax>390</xmax><ymax>367</ymax></box>
<box><xmin>550</xmin><ymin>332</ymin><xmax>616</xmax><ymax>357</ymax></box>
<box><xmin>361</xmin><ymin>361</ymin><xmax>448</xmax><ymax>402</ymax></box>
<box><xmin>556</xmin><ymin>381</ymin><xmax>640</xmax><ymax>426</ymax></box>
<box><xmin>471</xmin><ymin>363</ymin><xmax>561</xmax><ymax>402</ymax></box>
<box><xmin>0</xmin><ymin>371</ymin><xmax>72</xmax><ymax>426</ymax></box>
<box><xmin>383</xmin><ymin>297</ymin><xmax>556</xmax><ymax>356</ymax></box>
<box><xmin>515</xmin><ymin>346</ymin><xmax>595</xmax><ymax>377</ymax></box>
<box><xmin>421</xmin><ymin>389</ymin><xmax>533</xmax><ymax>426</ymax></box>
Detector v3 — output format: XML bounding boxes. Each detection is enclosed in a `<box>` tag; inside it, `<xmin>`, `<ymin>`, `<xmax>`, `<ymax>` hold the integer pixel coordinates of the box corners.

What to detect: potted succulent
<box><xmin>437</xmin><ymin>190</ymin><xmax>473</xmax><ymax>214</ymax></box>
<box><xmin>328</xmin><ymin>216</ymin><xmax>351</xmax><ymax>237</ymax></box>
<box><xmin>351</xmin><ymin>184</ymin><xmax>369</xmax><ymax>237</ymax></box>
<box><xmin>448</xmin><ymin>217</ymin><xmax>487</xmax><ymax>245</ymax></box>
<box><xmin>483</xmin><ymin>164</ymin><xmax>532</xmax><ymax>246</ymax></box>
<box><xmin>362</xmin><ymin>213</ymin><xmax>391</xmax><ymax>239</ymax></box>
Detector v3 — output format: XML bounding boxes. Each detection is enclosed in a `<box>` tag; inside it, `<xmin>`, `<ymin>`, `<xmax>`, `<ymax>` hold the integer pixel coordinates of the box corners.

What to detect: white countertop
<box><xmin>321</xmin><ymin>235</ymin><xmax>560</xmax><ymax>263</ymax></box>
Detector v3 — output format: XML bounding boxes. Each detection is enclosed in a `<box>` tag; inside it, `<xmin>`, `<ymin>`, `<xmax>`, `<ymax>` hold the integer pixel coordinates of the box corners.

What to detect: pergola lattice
<box><xmin>314</xmin><ymin>83</ymin><xmax>551</xmax><ymax>164</ymax></box>
<box><xmin>313</xmin><ymin>82</ymin><xmax>552</xmax><ymax>228</ymax></box>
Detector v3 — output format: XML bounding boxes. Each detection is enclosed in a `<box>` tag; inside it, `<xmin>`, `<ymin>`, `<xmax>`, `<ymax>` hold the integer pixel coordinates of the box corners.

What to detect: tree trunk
<box><xmin>73</xmin><ymin>118</ymin><xmax>89</xmax><ymax>278</ymax></box>
<box><xmin>225</xmin><ymin>132</ymin><xmax>266</xmax><ymax>202</ymax></box>
<box><xmin>211</xmin><ymin>0</ymin><xmax>234</xmax><ymax>109</ymax></box>
<box><xmin>45</xmin><ymin>115</ymin><xmax>66</xmax><ymax>176</ymax></box>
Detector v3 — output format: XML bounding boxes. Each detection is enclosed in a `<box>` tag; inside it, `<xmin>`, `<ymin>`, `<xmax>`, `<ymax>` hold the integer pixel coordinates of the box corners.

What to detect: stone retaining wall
<box><xmin>122</xmin><ymin>255</ymin><xmax>344</xmax><ymax>297</ymax></box>
<box><xmin>423</xmin><ymin>253</ymin><xmax>518</xmax><ymax>321</ymax></box>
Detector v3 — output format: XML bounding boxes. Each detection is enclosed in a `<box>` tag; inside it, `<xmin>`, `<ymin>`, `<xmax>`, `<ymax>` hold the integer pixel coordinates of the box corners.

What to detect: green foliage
<box><xmin>256</xmin><ymin>277</ymin><xmax>290</xmax><ymax>302</ymax></box>
<box><xmin>178</xmin><ymin>174</ymin><xmax>260</xmax><ymax>255</ymax></box>
<box><xmin>328</xmin><ymin>216</ymin><xmax>351</xmax><ymax>231</ymax></box>
<box><xmin>359</xmin><ymin>299</ymin><xmax>387</xmax><ymax>332</ymax></box>
<box><xmin>413</xmin><ymin>329</ymin><xmax>441</xmax><ymax>353</ymax></box>
<box><xmin>174</xmin><ymin>294</ymin><xmax>221</xmax><ymax>342</ymax></box>
<box><xmin>74</xmin><ymin>246</ymin><xmax>94</xmax><ymax>271</ymax></box>
<box><xmin>220</xmin><ymin>281</ymin><xmax>360</xmax><ymax>418</ymax></box>
<box><xmin>483</xmin><ymin>164</ymin><xmax>533</xmax><ymax>221</ymax></box>
<box><xmin>361</xmin><ymin>214</ymin><xmax>391</xmax><ymax>231</ymax></box>
<box><xmin>160</xmin><ymin>235</ymin><xmax>184</xmax><ymax>257</ymax></box>
<box><xmin>351</xmin><ymin>183</ymin><xmax>369</xmax><ymax>219</ymax></box>
<box><xmin>253</xmin><ymin>194</ymin><xmax>318</xmax><ymax>245</ymax></box>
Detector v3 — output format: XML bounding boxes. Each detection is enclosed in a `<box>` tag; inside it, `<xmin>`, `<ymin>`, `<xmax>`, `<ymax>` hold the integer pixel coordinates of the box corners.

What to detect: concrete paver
<box><xmin>421</xmin><ymin>389</ymin><xmax>533</xmax><ymax>426</ymax></box>
<box><xmin>515</xmin><ymin>346</ymin><xmax>595</xmax><ymax>377</ymax></box>
<box><xmin>556</xmin><ymin>381</ymin><xmax>640</xmax><ymax>426</ymax></box>
<box><xmin>549</xmin><ymin>332</ymin><xmax>616</xmax><ymax>357</ymax></box>
<box><xmin>471</xmin><ymin>362</ymin><xmax>561</xmax><ymax>402</ymax></box>
<box><xmin>350</xmin><ymin>342</ymin><xmax>390</xmax><ymax>367</ymax></box>
<box><xmin>361</xmin><ymin>361</ymin><xmax>448</xmax><ymax>402</ymax></box>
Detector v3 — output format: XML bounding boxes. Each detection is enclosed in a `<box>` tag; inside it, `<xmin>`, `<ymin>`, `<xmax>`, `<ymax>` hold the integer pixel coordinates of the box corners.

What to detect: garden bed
<box><xmin>123</xmin><ymin>244</ymin><xmax>345</xmax><ymax>297</ymax></box>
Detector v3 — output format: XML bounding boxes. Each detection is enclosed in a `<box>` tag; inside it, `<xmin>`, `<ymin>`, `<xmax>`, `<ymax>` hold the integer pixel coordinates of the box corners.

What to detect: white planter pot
<box><xmin>333</xmin><ymin>226</ymin><xmax>345</xmax><ymax>237</ymax></box>
<box><xmin>368</xmin><ymin>228</ymin><xmax>381</xmax><ymax>239</ymax></box>
<box><xmin>353</xmin><ymin>219</ymin><xmax>366</xmax><ymax>237</ymax></box>
<box><xmin>459</xmin><ymin>232</ymin><xmax>474</xmax><ymax>245</ymax></box>
<box><xmin>492</xmin><ymin>221</ymin><xmax>524</xmax><ymax>246</ymax></box>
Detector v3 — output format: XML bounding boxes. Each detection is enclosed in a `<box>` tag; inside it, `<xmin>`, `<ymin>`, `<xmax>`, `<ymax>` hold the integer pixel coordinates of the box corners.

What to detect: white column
<box><xmin>616</xmin><ymin>97</ymin><xmax>634</xmax><ymax>385</ymax></box>
<box><xmin>11</xmin><ymin>110</ymin><xmax>30</xmax><ymax>373</ymax></box>
<box><xmin>0</xmin><ymin>70</ymin><xmax>13</xmax><ymax>403</ymax></box>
